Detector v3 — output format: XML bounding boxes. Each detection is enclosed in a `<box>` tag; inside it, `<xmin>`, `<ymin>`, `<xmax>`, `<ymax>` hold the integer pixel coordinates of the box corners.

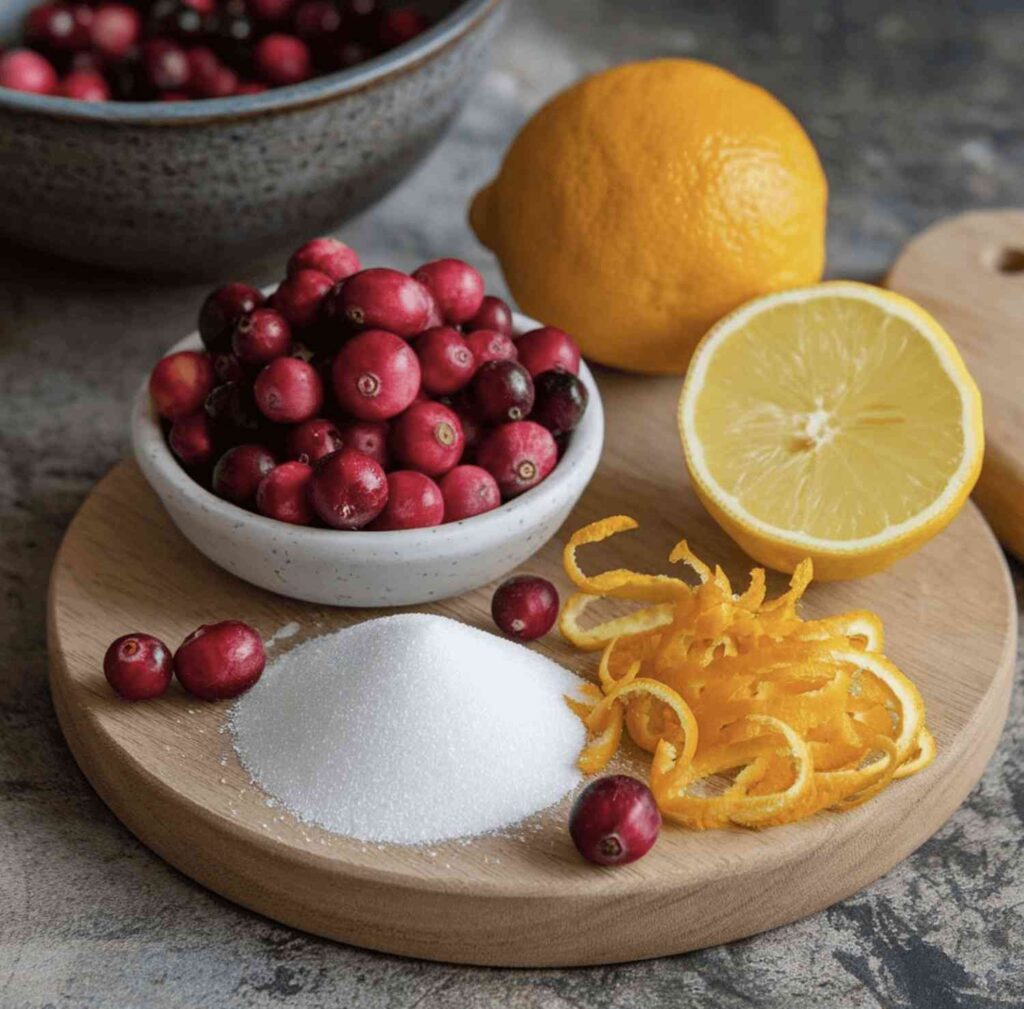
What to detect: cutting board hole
<box><xmin>992</xmin><ymin>248</ymin><xmax>1024</xmax><ymax>273</ymax></box>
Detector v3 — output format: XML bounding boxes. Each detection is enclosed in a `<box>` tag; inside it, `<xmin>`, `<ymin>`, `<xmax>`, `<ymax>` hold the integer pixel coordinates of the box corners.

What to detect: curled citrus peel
<box><xmin>561</xmin><ymin>516</ymin><xmax>934</xmax><ymax>830</ymax></box>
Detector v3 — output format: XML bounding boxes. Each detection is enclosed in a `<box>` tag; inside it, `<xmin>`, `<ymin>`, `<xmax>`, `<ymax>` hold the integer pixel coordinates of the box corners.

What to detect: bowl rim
<box><xmin>133</xmin><ymin>311</ymin><xmax>605</xmax><ymax>553</ymax></box>
<box><xmin>0</xmin><ymin>0</ymin><xmax>501</xmax><ymax>126</ymax></box>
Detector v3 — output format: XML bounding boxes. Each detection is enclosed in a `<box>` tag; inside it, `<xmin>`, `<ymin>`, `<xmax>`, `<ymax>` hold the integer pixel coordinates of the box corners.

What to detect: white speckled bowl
<box><xmin>132</xmin><ymin>314</ymin><xmax>604</xmax><ymax>607</ymax></box>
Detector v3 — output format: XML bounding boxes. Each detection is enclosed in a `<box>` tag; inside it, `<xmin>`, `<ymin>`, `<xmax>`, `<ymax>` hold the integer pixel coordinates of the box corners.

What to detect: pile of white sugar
<box><xmin>229</xmin><ymin>613</ymin><xmax>586</xmax><ymax>845</ymax></box>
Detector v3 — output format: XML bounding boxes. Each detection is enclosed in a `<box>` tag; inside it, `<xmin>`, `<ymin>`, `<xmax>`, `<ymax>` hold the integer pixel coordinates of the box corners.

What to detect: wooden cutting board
<box><xmin>888</xmin><ymin>209</ymin><xmax>1024</xmax><ymax>560</ymax></box>
<box><xmin>48</xmin><ymin>370</ymin><xmax>1016</xmax><ymax>967</ymax></box>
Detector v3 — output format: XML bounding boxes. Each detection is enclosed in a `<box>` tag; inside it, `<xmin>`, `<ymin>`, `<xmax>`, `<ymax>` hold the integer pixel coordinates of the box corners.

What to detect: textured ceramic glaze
<box><xmin>0</xmin><ymin>0</ymin><xmax>502</xmax><ymax>275</ymax></box>
<box><xmin>132</xmin><ymin>313</ymin><xmax>604</xmax><ymax>606</ymax></box>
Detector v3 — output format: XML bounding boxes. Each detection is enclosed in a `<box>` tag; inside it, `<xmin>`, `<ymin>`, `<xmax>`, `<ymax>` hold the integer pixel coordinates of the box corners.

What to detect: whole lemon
<box><xmin>470</xmin><ymin>59</ymin><xmax>828</xmax><ymax>374</ymax></box>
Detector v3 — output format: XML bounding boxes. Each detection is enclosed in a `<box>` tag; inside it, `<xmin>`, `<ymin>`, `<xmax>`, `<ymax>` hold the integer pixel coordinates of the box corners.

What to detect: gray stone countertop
<box><xmin>1</xmin><ymin>1</ymin><xmax>1022</xmax><ymax>1006</ymax></box>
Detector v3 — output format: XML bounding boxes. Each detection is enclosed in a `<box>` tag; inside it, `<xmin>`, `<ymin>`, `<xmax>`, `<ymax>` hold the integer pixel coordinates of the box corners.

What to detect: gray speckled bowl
<box><xmin>0</xmin><ymin>0</ymin><xmax>503</xmax><ymax>275</ymax></box>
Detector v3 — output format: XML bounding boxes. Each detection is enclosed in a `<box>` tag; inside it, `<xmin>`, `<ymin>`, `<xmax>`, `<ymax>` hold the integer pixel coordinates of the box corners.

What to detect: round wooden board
<box><xmin>48</xmin><ymin>370</ymin><xmax>1017</xmax><ymax>967</ymax></box>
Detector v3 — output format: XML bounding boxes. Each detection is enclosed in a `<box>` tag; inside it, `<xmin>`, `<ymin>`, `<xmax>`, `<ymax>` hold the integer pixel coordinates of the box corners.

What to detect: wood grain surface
<box><xmin>47</xmin><ymin>369</ymin><xmax>1017</xmax><ymax>966</ymax></box>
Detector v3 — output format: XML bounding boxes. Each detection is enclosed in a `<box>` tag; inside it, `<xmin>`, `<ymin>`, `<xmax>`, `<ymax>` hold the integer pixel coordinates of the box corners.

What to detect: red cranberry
<box><xmin>235</xmin><ymin>80</ymin><xmax>267</xmax><ymax>94</ymax></box>
<box><xmin>516</xmin><ymin>326</ymin><xmax>581</xmax><ymax>377</ymax></box>
<box><xmin>414</xmin><ymin>326</ymin><xmax>475</xmax><ymax>396</ymax></box>
<box><xmin>332</xmin><ymin>329</ymin><xmax>420</xmax><ymax>421</ymax></box>
<box><xmin>491</xmin><ymin>574</ymin><xmax>559</xmax><ymax>641</ymax></box>
<box><xmin>337</xmin><ymin>418</ymin><xmax>390</xmax><ymax>468</ymax></box>
<box><xmin>287</xmin><ymin>237</ymin><xmax>361</xmax><ymax>283</ymax></box>
<box><xmin>254</xmin><ymin>356</ymin><xmax>323</xmax><ymax>423</ymax></box>
<box><xmin>476</xmin><ymin>421</ymin><xmax>557</xmax><ymax>498</ymax></box>
<box><xmin>466</xmin><ymin>295</ymin><xmax>513</xmax><ymax>337</ymax></box>
<box><xmin>212</xmin><ymin>443</ymin><xmax>276</xmax><ymax>506</ymax></box>
<box><xmin>199</xmin><ymin>283</ymin><xmax>266</xmax><ymax>353</ymax></box>
<box><xmin>378</xmin><ymin>7</ymin><xmax>428</xmax><ymax>49</ymax></box>
<box><xmin>466</xmin><ymin>329</ymin><xmax>517</xmax><ymax>368</ymax></box>
<box><xmin>254</xmin><ymin>33</ymin><xmax>311</xmax><ymax>85</ymax></box>
<box><xmin>336</xmin><ymin>268</ymin><xmax>436</xmax><ymax>338</ymax></box>
<box><xmin>210</xmin><ymin>351</ymin><xmax>246</xmax><ymax>384</ymax></box>
<box><xmin>247</xmin><ymin>0</ymin><xmax>298</xmax><ymax>22</ymax></box>
<box><xmin>532</xmin><ymin>370</ymin><xmax>589</xmax><ymax>437</ymax></box>
<box><xmin>26</xmin><ymin>3</ymin><xmax>92</xmax><ymax>53</ymax></box>
<box><xmin>286</xmin><ymin>416</ymin><xmax>342</xmax><ymax>463</ymax></box>
<box><xmin>390</xmin><ymin>401</ymin><xmax>463</xmax><ymax>476</ymax></box>
<box><xmin>187</xmin><ymin>46</ymin><xmax>238</xmax><ymax>97</ymax></box>
<box><xmin>412</xmin><ymin>259</ymin><xmax>484</xmax><ymax>326</ymax></box>
<box><xmin>160</xmin><ymin>90</ymin><xmax>189</xmax><ymax>101</ymax></box>
<box><xmin>232</xmin><ymin>307</ymin><xmax>292</xmax><ymax>365</ymax></box>
<box><xmin>150</xmin><ymin>350</ymin><xmax>215</xmax><ymax>420</ymax></box>
<box><xmin>174</xmin><ymin>620</ymin><xmax>265</xmax><ymax>701</ymax></box>
<box><xmin>270</xmin><ymin>269</ymin><xmax>333</xmax><ymax>330</ymax></box>
<box><xmin>205</xmin><ymin>382</ymin><xmax>266</xmax><ymax>446</ymax></box>
<box><xmin>308</xmin><ymin>448</ymin><xmax>388</xmax><ymax>529</ymax></box>
<box><xmin>256</xmin><ymin>460</ymin><xmax>314</xmax><ymax>524</ymax></box>
<box><xmin>569</xmin><ymin>775</ymin><xmax>661</xmax><ymax>866</ymax></box>
<box><xmin>0</xmin><ymin>49</ymin><xmax>58</xmax><ymax>94</ymax></box>
<box><xmin>142</xmin><ymin>39</ymin><xmax>191</xmax><ymax>92</ymax></box>
<box><xmin>169</xmin><ymin>411</ymin><xmax>214</xmax><ymax>467</ymax></box>
<box><xmin>89</xmin><ymin>3</ymin><xmax>141</xmax><ymax>58</ymax></box>
<box><xmin>438</xmin><ymin>465</ymin><xmax>500</xmax><ymax>522</ymax></box>
<box><xmin>368</xmin><ymin>470</ymin><xmax>444</xmax><ymax>530</ymax></box>
<box><xmin>470</xmin><ymin>359</ymin><xmax>534</xmax><ymax>425</ymax></box>
<box><xmin>59</xmin><ymin>69</ymin><xmax>110</xmax><ymax>101</ymax></box>
<box><xmin>104</xmin><ymin>633</ymin><xmax>174</xmax><ymax>701</ymax></box>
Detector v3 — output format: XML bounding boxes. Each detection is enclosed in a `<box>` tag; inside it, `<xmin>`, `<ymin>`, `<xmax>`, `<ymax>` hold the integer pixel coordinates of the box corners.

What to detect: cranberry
<box><xmin>212</xmin><ymin>443</ymin><xmax>276</xmax><ymax>505</ymax></box>
<box><xmin>368</xmin><ymin>470</ymin><xmax>444</xmax><ymax>530</ymax></box>
<box><xmin>466</xmin><ymin>329</ymin><xmax>517</xmax><ymax>368</ymax></box>
<box><xmin>150</xmin><ymin>350</ymin><xmax>215</xmax><ymax>420</ymax></box>
<box><xmin>254</xmin><ymin>356</ymin><xmax>323</xmax><ymax>423</ymax></box>
<box><xmin>187</xmin><ymin>46</ymin><xmax>237</xmax><ymax>98</ymax></box>
<box><xmin>287</xmin><ymin>237</ymin><xmax>361</xmax><ymax>283</ymax></box>
<box><xmin>247</xmin><ymin>0</ymin><xmax>298</xmax><ymax>22</ymax></box>
<box><xmin>332</xmin><ymin>329</ymin><xmax>420</xmax><ymax>421</ymax></box>
<box><xmin>516</xmin><ymin>326</ymin><xmax>581</xmax><ymax>377</ymax></box>
<box><xmin>254</xmin><ymin>33</ymin><xmax>311</xmax><ymax>85</ymax></box>
<box><xmin>103</xmin><ymin>633</ymin><xmax>174</xmax><ymax>701</ymax></box>
<box><xmin>470</xmin><ymin>359</ymin><xmax>534</xmax><ymax>425</ymax></box>
<box><xmin>199</xmin><ymin>283</ymin><xmax>266</xmax><ymax>353</ymax></box>
<box><xmin>204</xmin><ymin>381</ymin><xmax>264</xmax><ymax>447</ymax></box>
<box><xmin>466</xmin><ymin>295</ymin><xmax>513</xmax><ymax>337</ymax></box>
<box><xmin>90</xmin><ymin>3</ymin><xmax>142</xmax><ymax>58</ymax></box>
<box><xmin>232</xmin><ymin>307</ymin><xmax>292</xmax><ymax>365</ymax></box>
<box><xmin>160</xmin><ymin>90</ymin><xmax>189</xmax><ymax>101</ymax></box>
<box><xmin>59</xmin><ymin>69</ymin><xmax>110</xmax><ymax>101</ymax></box>
<box><xmin>447</xmin><ymin>392</ymin><xmax>485</xmax><ymax>458</ymax></box>
<box><xmin>286</xmin><ymin>416</ymin><xmax>342</xmax><ymax>463</ymax></box>
<box><xmin>308</xmin><ymin>448</ymin><xmax>388</xmax><ymax>529</ymax></box>
<box><xmin>293</xmin><ymin>0</ymin><xmax>341</xmax><ymax>45</ymax></box>
<box><xmin>169</xmin><ymin>411</ymin><xmax>214</xmax><ymax>467</ymax></box>
<box><xmin>256</xmin><ymin>460</ymin><xmax>314</xmax><ymax>524</ymax></box>
<box><xmin>270</xmin><ymin>268</ymin><xmax>333</xmax><ymax>330</ymax></box>
<box><xmin>491</xmin><ymin>574</ymin><xmax>559</xmax><ymax>641</ymax></box>
<box><xmin>210</xmin><ymin>6</ymin><xmax>256</xmax><ymax>68</ymax></box>
<box><xmin>412</xmin><ymin>259</ymin><xmax>484</xmax><ymax>326</ymax></box>
<box><xmin>142</xmin><ymin>38</ymin><xmax>191</xmax><ymax>92</ymax></box>
<box><xmin>336</xmin><ymin>268</ymin><xmax>436</xmax><ymax>338</ymax></box>
<box><xmin>378</xmin><ymin>7</ymin><xmax>428</xmax><ymax>49</ymax></box>
<box><xmin>0</xmin><ymin>49</ymin><xmax>58</xmax><ymax>94</ymax></box>
<box><xmin>476</xmin><ymin>421</ymin><xmax>557</xmax><ymax>498</ymax></box>
<box><xmin>337</xmin><ymin>418</ymin><xmax>390</xmax><ymax>468</ymax></box>
<box><xmin>390</xmin><ymin>401</ymin><xmax>463</xmax><ymax>476</ymax></box>
<box><xmin>569</xmin><ymin>775</ymin><xmax>661</xmax><ymax>866</ymax></box>
<box><xmin>148</xmin><ymin>0</ymin><xmax>206</xmax><ymax>42</ymax></box>
<box><xmin>438</xmin><ymin>465</ymin><xmax>500</xmax><ymax>522</ymax></box>
<box><xmin>25</xmin><ymin>3</ymin><xmax>91</xmax><ymax>53</ymax></box>
<box><xmin>414</xmin><ymin>326</ymin><xmax>475</xmax><ymax>396</ymax></box>
<box><xmin>174</xmin><ymin>620</ymin><xmax>265</xmax><ymax>700</ymax></box>
<box><xmin>235</xmin><ymin>80</ymin><xmax>267</xmax><ymax>94</ymax></box>
<box><xmin>532</xmin><ymin>370</ymin><xmax>589</xmax><ymax>437</ymax></box>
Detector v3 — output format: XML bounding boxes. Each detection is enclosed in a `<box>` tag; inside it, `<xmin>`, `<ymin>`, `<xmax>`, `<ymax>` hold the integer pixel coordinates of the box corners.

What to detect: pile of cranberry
<box><xmin>149</xmin><ymin>237</ymin><xmax>588</xmax><ymax>532</ymax></box>
<box><xmin>0</xmin><ymin>0</ymin><xmax>430</xmax><ymax>101</ymax></box>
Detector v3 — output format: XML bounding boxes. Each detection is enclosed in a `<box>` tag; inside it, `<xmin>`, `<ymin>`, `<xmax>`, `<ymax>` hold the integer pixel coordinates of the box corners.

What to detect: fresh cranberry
<box><xmin>247</xmin><ymin>0</ymin><xmax>298</xmax><ymax>22</ymax></box>
<box><xmin>287</xmin><ymin>237</ymin><xmax>361</xmax><ymax>283</ymax></box>
<box><xmin>532</xmin><ymin>370</ymin><xmax>589</xmax><ymax>437</ymax></box>
<box><xmin>470</xmin><ymin>359</ymin><xmax>534</xmax><ymax>425</ymax></box>
<box><xmin>390</xmin><ymin>401</ymin><xmax>463</xmax><ymax>476</ymax></box>
<box><xmin>337</xmin><ymin>418</ymin><xmax>390</xmax><ymax>468</ymax></box>
<box><xmin>286</xmin><ymin>416</ymin><xmax>342</xmax><ymax>463</ymax></box>
<box><xmin>0</xmin><ymin>49</ymin><xmax>58</xmax><ymax>94</ymax></box>
<box><xmin>232</xmin><ymin>307</ymin><xmax>292</xmax><ymax>365</ymax></box>
<box><xmin>103</xmin><ymin>633</ymin><xmax>174</xmax><ymax>701</ymax></box>
<box><xmin>25</xmin><ymin>3</ymin><xmax>92</xmax><ymax>53</ymax></box>
<box><xmin>270</xmin><ymin>269</ymin><xmax>333</xmax><ymax>330</ymax></box>
<box><xmin>142</xmin><ymin>38</ymin><xmax>191</xmax><ymax>92</ymax></box>
<box><xmin>254</xmin><ymin>32</ymin><xmax>311</xmax><ymax>85</ymax></box>
<box><xmin>516</xmin><ymin>326</ymin><xmax>581</xmax><ymax>377</ymax></box>
<box><xmin>59</xmin><ymin>69</ymin><xmax>110</xmax><ymax>101</ymax></box>
<box><xmin>187</xmin><ymin>46</ymin><xmax>235</xmax><ymax>97</ymax></box>
<box><xmin>199</xmin><ymin>283</ymin><xmax>266</xmax><ymax>353</ymax></box>
<box><xmin>150</xmin><ymin>350</ymin><xmax>215</xmax><ymax>420</ymax></box>
<box><xmin>466</xmin><ymin>329</ymin><xmax>517</xmax><ymax>368</ymax></box>
<box><xmin>212</xmin><ymin>443</ymin><xmax>276</xmax><ymax>505</ymax></box>
<box><xmin>332</xmin><ymin>329</ymin><xmax>420</xmax><ymax>421</ymax></box>
<box><xmin>205</xmin><ymin>381</ymin><xmax>265</xmax><ymax>446</ymax></box>
<box><xmin>447</xmin><ymin>392</ymin><xmax>485</xmax><ymax>458</ymax></box>
<box><xmin>169</xmin><ymin>411</ymin><xmax>215</xmax><ymax>467</ymax></box>
<box><xmin>491</xmin><ymin>574</ymin><xmax>559</xmax><ymax>641</ymax></box>
<box><xmin>254</xmin><ymin>356</ymin><xmax>323</xmax><ymax>423</ymax></box>
<box><xmin>414</xmin><ymin>326</ymin><xmax>475</xmax><ymax>396</ymax></box>
<box><xmin>256</xmin><ymin>460</ymin><xmax>314</xmax><ymax>524</ymax></box>
<box><xmin>368</xmin><ymin>470</ymin><xmax>444</xmax><ymax>530</ymax></box>
<box><xmin>438</xmin><ymin>465</ymin><xmax>500</xmax><ymax>522</ymax></box>
<box><xmin>476</xmin><ymin>421</ymin><xmax>557</xmax><ymax>498</ymax></box>
<box><xmin>378</xmin><ymin>7</ymin><xmax>428</xmax><ymax>49</ymax></box>
<box><xmin>308</xmin><ymin>448</ymin><xmax>388</xmax><ymax>529</ymax></box>
<box><xmin>174</xmin><ymin>620</ymin><xmax>266</xmax><ymax>700</ymax></box>
<box><xmin>465</xmin><ymin>295</ymin><xmax>513</xmax><ymax>337</ymax></box>
<box><xmin>412</xmin><ymin>259</ymin><xmax>484</xmax><ymax>325</ymax></box>
<box><xmin>335</xmin><ymin>268</ymin><xmax>436</xmax><ymax>338</ymax></box>
<box><xmin>210</xmin><ymin>350</ymin><xmax>246</xmax><ymax>383</ymax></box>
<box><xmin>160</xmin><ymin>90</ymin><xmax>189</xmax><ymax>101</ymax></box>
<box><xmin>235</xmin><ymin>80</ymin><xmax>267</xmax><ymax>94</ymax></box>
<box><xmin>89</xmin><ymin>3</ymin><xmax>142</xmax><ymax>58</ymax></box>
<box><xmin>569</xmin><ymin>775</ymin><xmax>661</xmax><ymax>866</ymax></box>
<box><xmin>292</xmin><ymin>0</ymin><xmax>341</xmax><ymax>43</ymax></box>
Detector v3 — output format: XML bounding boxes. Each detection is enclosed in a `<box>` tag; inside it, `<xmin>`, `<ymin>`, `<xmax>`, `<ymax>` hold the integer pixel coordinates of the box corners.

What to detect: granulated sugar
<box><xmin>229</xmin><ymin>613</ymin><xmax>586</xmax><ymax>845</ymax></box>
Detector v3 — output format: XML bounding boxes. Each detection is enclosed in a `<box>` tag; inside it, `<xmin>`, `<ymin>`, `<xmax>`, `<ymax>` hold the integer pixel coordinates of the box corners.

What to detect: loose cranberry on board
<box><xmin>103</xmin><ymin>633</ymin><xmax>174</xmax><ymax>700</ymax></box>
<box><xmin>174</xmin><ymin>620</ymin><xmax>266</xmax><ymax>700</ymax></box>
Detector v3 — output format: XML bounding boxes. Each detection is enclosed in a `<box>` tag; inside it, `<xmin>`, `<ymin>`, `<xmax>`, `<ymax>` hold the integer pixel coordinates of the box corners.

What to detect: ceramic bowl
<box><xmin>132</xmin><ymin>313</ymin><xmax>605</xmax><ymax>607</ymax></box>
<box><xmin>0</xmin><ymin>0</ymin><xmax>503</xmax><ymax>275</ymax></box>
